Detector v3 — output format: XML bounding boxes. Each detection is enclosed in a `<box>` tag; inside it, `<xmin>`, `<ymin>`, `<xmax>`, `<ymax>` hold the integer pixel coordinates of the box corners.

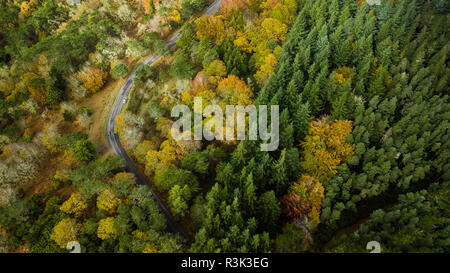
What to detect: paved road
<box><xmin>106</xmin><ymin>0</ymin><xmax>222</xmax><ymax>237</ymax></box>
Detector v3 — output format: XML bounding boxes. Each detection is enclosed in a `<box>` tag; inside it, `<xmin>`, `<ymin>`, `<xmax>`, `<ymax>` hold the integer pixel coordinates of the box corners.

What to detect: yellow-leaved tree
<box><xmin>22</xmin><ymin>72</ymin><xmax>46</xmax><ymax>105</ymax></box>
<box><xmin>204</xmin><ymin>60</ymin><xmax>227</xmax><ymax>85</ymax></box>
<box><xmin>334</xmin><ymin>66</ymin><xmax>356</xmax><ymax>85</ymax></box>
<box><xmin>255</xmin><ymin>53</ymin><xmax>278</xmax><ymax>86</ymax></box>
<box><xmin>113</xmin><ymin>172</ymin><xmax>136</xmax><ymax>185</ymax></box>
<box><xmin>216</xmin><ymin>74</ymin><xmax>253</xmax><ymax>106</ymax></box>
<box><xmin>144</xmin><ymin>149</ymin><xmax>161</xmax><ymax>176</ymax></box>
<box><xmin>134</xmin><ymin>140</ymin><xmax>157</xmax><ymax>165</ymax></box>
<box><xmin>169</xmin><ymin>9</ymin><xmax>182</xmax><ymax>24</ymax></box>
<box><xmin>281</xmin><ymin>117</ymin><xmax>354</xmax><ymax>229</ymax></box>
<box><xmin>60</xmin><ymin>192</ymin><xmax>88</xmax><ymax>218</ymax></box>
<box><xmin>301</xmin><ymin>118</ymin><xmax>354</xmax><ymax>183</ymax></box>
<box><xmin>76</xmin><ymin>66</ymin><xmax>108</xmax><ymax>94</ymax></box>
<box><xmin>133</xmin><ymin>230</ymin><xmax>158</xmax><ymax>253</ymax></box>
<box><xmin>97</xmin><ymin>217</ymin><xmax>118</xmax><ymax>240</ymax></box>
<box><xmin>20</xmin><ymin>1</ymin><xmax>34</xmax><ymax>18</ymax></box>
<box><xmin>40</xmin><ymin>123</ymin><xmax>61</xmax><ymax>153</ymax></box>
<box><xmin>142</xmin><ymin>242</ymin><xmax>158</xmax><ymax>253</ymax></box>
<box><xmin>261</xmin><ymin>18</ymin><xmax>288</xmax><ymax>44</ymax></box>
<box><xmin>234</xmin><ymin>32</ymin><xmax>253</xmax><ymax>54</ymax></box>
<box><xmin>195</xmin><ymin>16</ymin><xmax>226</xmax><ymax>46</ymax></box>
<box><xmin>281</xmin><ymin>175</ymin><xmax>325</xmax><ymax>227</ymax></box>
<box><xmin>97</xmin><ymin>189</ymin><xmax>121</xmax><ymax>214</ymax></box>
<box><xmin>51</xmin><ymin>218</ymin><xmax>81</xmax><ymax>248</ymax></box>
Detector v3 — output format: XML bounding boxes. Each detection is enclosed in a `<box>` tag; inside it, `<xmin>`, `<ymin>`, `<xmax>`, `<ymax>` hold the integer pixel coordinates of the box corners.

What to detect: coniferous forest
<box><xmin>0</xmin><ymin>0</ymin><xmax>448</xmax><ymax>254</ymax></box>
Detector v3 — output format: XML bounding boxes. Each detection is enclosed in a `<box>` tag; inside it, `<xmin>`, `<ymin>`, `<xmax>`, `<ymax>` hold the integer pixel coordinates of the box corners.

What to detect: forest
<box><xmin>0</xmin><ymin>0</ymin><xmax>448</xmax><ymax>253</ymax></box>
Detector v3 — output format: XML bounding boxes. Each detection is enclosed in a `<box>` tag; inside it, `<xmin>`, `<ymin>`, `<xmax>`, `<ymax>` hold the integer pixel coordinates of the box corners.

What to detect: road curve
<box><xmin>106</xmin><ymin>0</ymin><xmax>222</xmax><ymax>237</ymax></box>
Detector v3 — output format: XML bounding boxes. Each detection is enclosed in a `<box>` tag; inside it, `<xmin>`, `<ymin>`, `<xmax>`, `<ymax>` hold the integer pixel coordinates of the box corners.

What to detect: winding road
<box><xmin>106</xmin><ymin>0</ymin><xmax>222</xmax><ymax>237</ymax></box>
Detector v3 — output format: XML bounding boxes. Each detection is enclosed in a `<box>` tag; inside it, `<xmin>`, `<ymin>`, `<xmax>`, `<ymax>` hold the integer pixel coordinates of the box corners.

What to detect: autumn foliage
<box><xmin>76</xmin><ymin>66</ymin><xmax>108</xmax><ymax>94</ymax></box>
<box><xmin>51</xmin><ymin>218</ymin><xmax>81</xmax><ymax>248</ymax></box>
<box><xmin>280</xmin><ymin>175</ymin><xmax>324</xmax><ymax>226</ymax></box>
<box><xmin>216</xmin><ymin>74</ymin><xmax>253</xmax><ymax>105</ymax></box>
<box><xmin>282</xmin><ymin>118</ymin><xmax>354</xmax><ymax>228</ymax></box>
<box><xmin>97</xmin><ymin>189</ymin><xmax>121</xmax><ymax>214</ymax></box>
<box><xmin>60</xmin><ymin>192</ymin><xmax>88</xmax><ymax>218</ymax></box>
<box><xmin>195</xmin><ymin>16</ymin><xmax>226</xmax><ymax>46</ymax></box>
<box><xmin>97</xmin><ymin>217</ymin><xmax>118</xmax><ymax>240</ymax></box>
<box><xmin>220</xmin><ymin>0</ymin><xmax>250</xmax><ymax>14</ymax></box>
<box><xmin>335</xmin><ymin>66</ymin><xmax>356</xmax><ymax>85</ymax></box>
<box><xmin>301</xmin><ymin>118</ymin><xmax>355</xmax><ymax>183</ymax></box>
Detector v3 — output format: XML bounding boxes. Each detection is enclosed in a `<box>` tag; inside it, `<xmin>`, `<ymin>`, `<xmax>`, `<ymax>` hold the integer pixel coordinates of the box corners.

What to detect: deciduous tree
<box><xmin>51</xmin><ymin>218</ymin><xmax>81</xmax><ymax>248</ymax></box>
